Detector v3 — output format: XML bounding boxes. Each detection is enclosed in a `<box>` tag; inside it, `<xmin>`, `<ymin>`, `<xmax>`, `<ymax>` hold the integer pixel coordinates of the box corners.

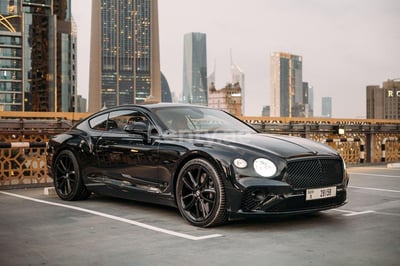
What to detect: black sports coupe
<box><xmin>47</xmin><ymin>104</ymin><xmax>348</xmax><ymax>227</ymax></box>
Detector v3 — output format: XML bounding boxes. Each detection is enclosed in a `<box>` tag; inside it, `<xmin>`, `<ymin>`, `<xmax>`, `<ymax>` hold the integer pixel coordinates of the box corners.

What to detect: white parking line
<box><xmin>0</xmin><ymin>191</ymin><xmax>222</xmax><ymax>241</ymax></box>
<box><xmin>343</xmin><ymin>210</ymin><xmax>376</xmax><ymax>216</ymax></box>
<box><xmin>349</xmin><ymin>186</ymin><xmax>400</xmax><ymax>193</ymax></box>
<box><xmin>374</xmin><ymin>211</ymin><xmax>400</xmax><ymax>217</ymax></box>
<box><xmin>333</xmin><ymin>209</ymin><xmax>376</xmax><ymax>216</ymax></box>
<box><xmin>348</xmin><ymin>172</ymin><xmax>399</xmax><ymax>178</ymax></box>
<box><xmin>348</xmin><ymin>167</ymin><xmax>400</xmax><ymax>171</ymax></box>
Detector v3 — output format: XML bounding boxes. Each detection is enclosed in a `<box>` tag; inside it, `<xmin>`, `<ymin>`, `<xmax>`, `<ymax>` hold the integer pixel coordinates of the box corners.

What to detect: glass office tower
<box><xmin>0</xmin><ymin>0</ymin><xmax>76</xmax><ymax>112</ymax></box>
<box><xmin>182</xmin><ymin>32</ymin><xmax>208</xmax><ymax>106</ymax></box>
<box><xmin>89</xmin><ymin>0</ymin><xmax>162</xmax><ymax>112</ymax></box>
<box><xmin>231</xmin><ymin>61</ymin><xmax>245</xmax><ymax>115</ymax></box>
<box><xmin>321</xmin><ymin>96</ymin><xmax>332</xmax><ymax>118</ymax></box>
<box><xmin>270</xmin><ymin>52</ymin><xmax>303</xmax><ymax>117</ymax></box>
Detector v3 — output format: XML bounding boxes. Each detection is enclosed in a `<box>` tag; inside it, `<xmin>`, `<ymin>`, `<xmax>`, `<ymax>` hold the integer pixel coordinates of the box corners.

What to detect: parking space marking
<box><xmin>333</xmin><ymin>209</ymin><xmax>376</xmax><ymax>216</ymax></box>
<box><xmin>342</xmin><ymin>210</ymin><xmax>376</xmax><ymax>216</ymax></box>
<box><xmin>349</xmin><ymin>172</ymin><xmax>399</xmax><ymax>178</ymax></box>
<box><xmin>374</xmin><ymin>211</ymin><xmax>400</xmax><ymax>217</ymax></box>
<box><xmin>0</xmin><ymin>191</ymin><xmax>222</xmax><ymax>241</ymax></box>
<box><xmin>348</xmin><ymin>167</ymin><xmax>400</xmax><ymax>171</ymax></box>
<box><xmin>349</xmin><ymin>186</ymin><xmax>400</xmax><ymax>193</ymax></box>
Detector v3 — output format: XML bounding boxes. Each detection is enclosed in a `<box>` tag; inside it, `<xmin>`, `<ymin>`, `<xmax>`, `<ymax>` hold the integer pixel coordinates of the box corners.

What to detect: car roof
<box><xmin>103</xmin><ymin>103</ymin><xmax>209</xmax><ymax>112</ymax></box>
<box><xmin>82</xmin><ymin>103</ymin><xmax>209</xmax><ymax>121</ymax></box>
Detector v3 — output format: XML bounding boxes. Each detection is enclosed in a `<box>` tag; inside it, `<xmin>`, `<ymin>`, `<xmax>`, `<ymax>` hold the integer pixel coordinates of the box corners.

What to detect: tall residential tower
<box><xmin>89</xmin><ymin>0</ymin><xmax>161</xmax><ymax>112</ymax></box>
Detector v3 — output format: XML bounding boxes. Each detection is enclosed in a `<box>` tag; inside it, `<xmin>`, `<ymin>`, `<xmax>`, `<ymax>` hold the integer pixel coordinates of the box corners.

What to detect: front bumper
<box><xmin>226</xmin><ymin>177</ymin><xmax>348</xmax><ymax>218</ymax></box>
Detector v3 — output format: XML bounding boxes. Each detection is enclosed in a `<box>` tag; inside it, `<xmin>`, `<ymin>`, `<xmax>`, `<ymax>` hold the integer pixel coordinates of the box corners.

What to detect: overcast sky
<box><xmin>71</xmin><ymin>0</ymin><xmax>400</xmax><ymax>118</ymax></box>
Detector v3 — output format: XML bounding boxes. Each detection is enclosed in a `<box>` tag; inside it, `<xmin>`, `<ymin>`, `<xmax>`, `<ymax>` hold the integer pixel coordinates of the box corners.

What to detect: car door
<box><xmin>95</xmin><ymin>109</ymin><xmax>164</xmax><ymax>192</ymax></box>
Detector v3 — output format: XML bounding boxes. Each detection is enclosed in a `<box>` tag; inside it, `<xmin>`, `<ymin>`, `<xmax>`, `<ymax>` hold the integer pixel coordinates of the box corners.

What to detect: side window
<box><xmin>89</xmin><ymin>110</ymin><xmax>142</xmax><ymax>132</ymax></box>
<box><xmin>89</xmin><ymin>109</ymin><xmax>159</xmax><ymax>135</ymax></box>
<box><xmin>109</xmin><ymin>109</ymin><xmax>158</xmax><ymax>135</ymax></box>
<box><xmin>122</xmin><ymin>112</ymin><xmax>149</xmax><ymax>128</ymax></box>
<box><xmin>108</xmin><ymin>110</ymin><xmax>143</xmax><ymax>131</ymax></box>
<box><xmin>89</xmin><ymin>113</ymin><xmax>109</xmax><ymax>131</ymax></box>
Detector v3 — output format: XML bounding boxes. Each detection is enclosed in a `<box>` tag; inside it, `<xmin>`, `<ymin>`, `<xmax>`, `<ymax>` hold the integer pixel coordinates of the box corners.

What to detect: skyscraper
<box><xmin>207</xmin><ymin>60</ymin><xmax>216</xmax><ymax>90</ymax></box>
<box><xmin>231</xmin><ymin>58</ymin><xmax>245</xmax><ymax>115</ymax></box>
<box><xmin>307</xmin><ymin>84</ymin><xmax>314</xmax><ymax>117</ymax></box>
<box><xmin>0</xmin><ymin>0</ymin><xmax>76</xmax><ymax>112</ymax></box>
<box><xmin>182</xmin><ymin>32</ymin><xmax>208</xmax><ymax>105</ymax></box>
<box><xmin>367</xmin><ymin>79</ymin><xmax>400</xmax><ymax>119</ymax></box>
<box><xmin>161</xmin><ymin>72</ymin><xmax>172</xmax><ymax>103</ymax></box>
<box><xmin>89</xmin><ymin>0</ymin><xmax>161</xmax><ymax>112</ymax></box>
<box><xmin>321</xmin><ymin>96</ymin><xmax>332</xmax><ymax>118</ymax></box>
<box><xmin>270</xmin><ymin>52</ymin><xmax>303</xmax><ymax>117</ymax></box>
<box><xmin>299</xmin><ymin>81</ymin><xmax>314</xmax><ymax>117</ymax></box>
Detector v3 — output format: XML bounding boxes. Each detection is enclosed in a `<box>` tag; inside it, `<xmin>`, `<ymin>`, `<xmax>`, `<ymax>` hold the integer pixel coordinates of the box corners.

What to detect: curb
<box><xmin>387</xmin><ymin>163</ymin><xmax>400</xmax><ymax>168</ymax></box>
<box><xmin>44</xmin><ymin>187</ymin><xmax>57</xmax><ymax>196</ymax></box>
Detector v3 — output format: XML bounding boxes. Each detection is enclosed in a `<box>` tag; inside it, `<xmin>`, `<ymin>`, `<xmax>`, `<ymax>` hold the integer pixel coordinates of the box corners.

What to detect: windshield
<box><xmin>154</xmin><ymin>106</ymin><xmax>256</xmax><ymax>133</ymax></box>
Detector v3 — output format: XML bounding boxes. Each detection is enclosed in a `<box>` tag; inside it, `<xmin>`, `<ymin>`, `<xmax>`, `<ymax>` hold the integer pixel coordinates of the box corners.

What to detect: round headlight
<box><xmin>233</xmin><ymin>158</ymin><xmax>248</xmax><ymax>168</ymax></box>
<box><xmin>253</xmin><ymin>158</ymin><xmax>277</xmax><ymax>177</ymax></box>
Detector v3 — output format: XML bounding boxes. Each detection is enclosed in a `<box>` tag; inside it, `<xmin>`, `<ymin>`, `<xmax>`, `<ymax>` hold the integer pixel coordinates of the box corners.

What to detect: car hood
<box><xmin>188</xmin><ymin>133</ymin><xmax>338</xmax><ymax>159</ymax></box>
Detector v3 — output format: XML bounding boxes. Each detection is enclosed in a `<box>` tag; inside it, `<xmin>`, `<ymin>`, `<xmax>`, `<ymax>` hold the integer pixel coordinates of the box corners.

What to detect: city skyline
<box><xmin>71</xmin><ymin>0</ymin><xmax>400</xmax><ymax>118</ymax></box>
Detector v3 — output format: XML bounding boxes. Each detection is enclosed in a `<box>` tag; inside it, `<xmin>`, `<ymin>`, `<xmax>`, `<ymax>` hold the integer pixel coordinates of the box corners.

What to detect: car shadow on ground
<box><xmin>224</xmin><ymin>211</ymin><xmax>345</xmax><ymax>231</ymax></box>
<box><xmin>82</xmin><ymin>193</ymin><xmax>346</xmax><ymax>232</ymax></box>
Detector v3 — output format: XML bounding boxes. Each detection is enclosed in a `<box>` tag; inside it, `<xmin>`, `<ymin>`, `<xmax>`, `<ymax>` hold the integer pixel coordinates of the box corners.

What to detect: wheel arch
<box><xmin>52</xmin><ymin>147</ymin><xmax>92</xmax><ymax>201</ymax></box>
<box><xmin>50</xmin><ymin>137</ymin><xmax>88</xmax><ymax>176</ymax></box>
<box><xmin>172</xmin><ymin>150</ymin><xmax>229</xmax><ymax>202</ymax></box>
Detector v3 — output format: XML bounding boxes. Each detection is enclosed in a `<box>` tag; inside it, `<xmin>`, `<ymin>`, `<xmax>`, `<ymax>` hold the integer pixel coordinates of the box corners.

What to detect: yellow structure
<box><xmin>208</xmin><ymin>82</ymin><xmax>242</xmax><ymax>116</ymax></box>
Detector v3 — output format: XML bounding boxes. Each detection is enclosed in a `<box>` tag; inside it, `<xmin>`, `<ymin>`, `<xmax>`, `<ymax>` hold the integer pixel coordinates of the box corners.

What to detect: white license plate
<box><xmin>306</xmin><ymin>186</ymin><xmax>337</xmax><ymax>201</ymax></box>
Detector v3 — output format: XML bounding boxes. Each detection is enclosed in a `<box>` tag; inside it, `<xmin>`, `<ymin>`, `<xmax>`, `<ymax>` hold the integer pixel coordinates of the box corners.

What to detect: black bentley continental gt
<box><xmin>47</xmin><ymin>104</ymin><xmax>348</xmax><ymax>227</ymax></box>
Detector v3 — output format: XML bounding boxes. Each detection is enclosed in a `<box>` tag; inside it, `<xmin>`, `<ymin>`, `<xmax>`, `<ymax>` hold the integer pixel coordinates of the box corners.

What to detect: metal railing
<box><xmin>1</xmin><ymin>112</ymin><xmax>399</xmax><ymax>188</ymax></box>
<box><xmin>0</xmin><ymin>117</ymin><xmax>72</xmax><ymax>188</ymax></box>
<box><xmin>242</xmin><ymin>116</ymin><xmax>400</xmax><ymax>164</ymax></box>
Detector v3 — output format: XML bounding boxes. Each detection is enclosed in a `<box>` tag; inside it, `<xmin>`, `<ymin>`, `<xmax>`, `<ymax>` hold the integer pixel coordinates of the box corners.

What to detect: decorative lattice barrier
<box><xmin>0</xmin><ymin>114</ymin><xmax>399</xmax><ymax>188</ymax></box>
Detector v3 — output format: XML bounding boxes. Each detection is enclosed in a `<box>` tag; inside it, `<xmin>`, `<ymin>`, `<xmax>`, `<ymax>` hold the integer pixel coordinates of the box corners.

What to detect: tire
<box><xmin>176</xmin><ymin>158</ymin><xmax>227</xmax><ymax>227</ymax></box>
<box><xmin>53</xmin><ymin>150</ymin><xmax>91</xmax><ymax>201</ymax></box>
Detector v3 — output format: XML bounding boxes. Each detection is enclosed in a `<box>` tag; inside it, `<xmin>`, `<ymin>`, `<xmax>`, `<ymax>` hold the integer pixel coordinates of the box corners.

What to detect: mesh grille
<box><xmin>286</xmin><ymin>158</ymin><xmax>343</xmax><ymax>189</ymax></box>
<box><xmin>240</xmin><ymin>188</ymin><xmax>271</xmax><ymax>211</ymax></box>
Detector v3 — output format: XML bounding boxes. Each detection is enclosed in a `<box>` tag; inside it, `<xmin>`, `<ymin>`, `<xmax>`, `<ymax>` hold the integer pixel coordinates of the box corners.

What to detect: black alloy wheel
<box><xmin>53</xmin><ymin>150</ymin><xmax>91</xmax><ymax>201</ymax></box>
<box><xmin>176</xmin><ymin>158</ymin><xmax>227</xmax><ymax>227</ymax></box>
